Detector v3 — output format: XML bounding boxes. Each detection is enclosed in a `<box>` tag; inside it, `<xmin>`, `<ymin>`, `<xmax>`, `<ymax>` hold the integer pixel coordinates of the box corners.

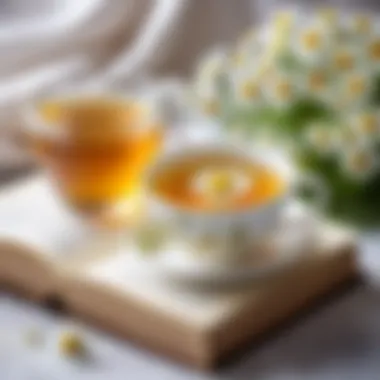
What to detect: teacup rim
<box><xmin>21</xmin><ymin>90</ymin><xmax>161</xmax><ymax>137</ymax></box>
<box><xmin>145</xmin><ymin>141</ymin><xmax>294</xmax><ymax>218</ymax></box>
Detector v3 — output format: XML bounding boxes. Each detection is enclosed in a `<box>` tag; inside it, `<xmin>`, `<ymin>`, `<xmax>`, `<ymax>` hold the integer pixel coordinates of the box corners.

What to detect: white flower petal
<box><xmin>341</xmin><ymin>146</ymin><xmax>378</xmax><ymax>180</ymax></box>
<box><xmin>292</xmin><ymin>21</ymin><xmax>335</xmax><ymax>64</ymax></box>
<box><xmin>194</xmin><ymin>49</ymin><xmax>228</xmax><ymax>96</ymax></box>
<box><xmin>316</xmin><ymin>7</ymin><xmax>339</xmax><ymax>26</ymax></box>
<box><xmin>335</xmin><ymin>126</ymin><xmax>362</xmax><ymax>149</ymax></box>
<box><xmin>349</xmin><ymin>13</ymin><xmax>373</xmax><ymax>36</ymax></box>
<box><xmin>304</xmin><ymin>124</ymin><xmax>339</xmax><ymax>154</ymax></box>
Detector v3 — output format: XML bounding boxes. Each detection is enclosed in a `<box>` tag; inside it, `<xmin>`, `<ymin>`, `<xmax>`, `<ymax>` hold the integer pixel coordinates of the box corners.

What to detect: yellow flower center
<box><xmin>369</xmin><ymin>40</ymin><xmax>380</xmax><ymax>61</ymax></box>
<box><xmin>334</xmin><ymin>52</ymin><xmax>355</xmax><ymax>70</ymax></box>
<box><xmin>347</xmin><ymin>76</ymin><xmax>367</xmax><ymax>97</ymax></box>
<box><xmin>309</xmin><ymin>71</ymin><xmax>327</xmax><ymax>90</ymax></box>
<box><xmin>240</xmin><ymin>81</ymin><xmax>261</xmax><ymax>100</ymax></box>
<box><xmin>357</xmin><ymin>114</ymin><xmax>378</xmax><ymax>133</ymax></box>
<box><xmin>301</xmin><ymin>30</ymin><xmax>323</xmax><ymax>52</ymax></box>
<box><xmin>275</xmin><ymin>80</ymin><xmax>293</xmax><ymax>100</ymax></box>
<box><xmin>59</xmin><ymin>331</ymin><xmax>85</xmax><ymax>357</ymax></box>
<box><xmin>354</xmin><ymin>15</ymin><xmax>371</xmax><ymax>34</ymax></box>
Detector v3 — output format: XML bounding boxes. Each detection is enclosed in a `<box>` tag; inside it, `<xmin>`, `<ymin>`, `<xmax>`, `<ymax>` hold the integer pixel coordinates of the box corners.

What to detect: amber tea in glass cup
<box><xmin>24</xmin><ymin>94</ymin><xmax>163</xmax><ymax>227</ymax></box>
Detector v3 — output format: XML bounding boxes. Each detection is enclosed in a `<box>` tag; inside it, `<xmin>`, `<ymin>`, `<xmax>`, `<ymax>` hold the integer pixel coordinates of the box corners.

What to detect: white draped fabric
<box><xmin>0</xmin><ymin>0</ymin><xmax>256</xmax><ymax>104</ymax></box>
<box><xmin>0</xmin><ymin>0</ymin><xmax>255</xmax><ymax>171</ymax></box>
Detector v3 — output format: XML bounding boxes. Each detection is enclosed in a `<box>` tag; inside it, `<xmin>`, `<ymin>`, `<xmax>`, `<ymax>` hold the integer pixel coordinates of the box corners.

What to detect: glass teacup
<box><xmin>23</xmin><ymin>92</ymin><xmax>163</xmax><ymax>227</ymax></box>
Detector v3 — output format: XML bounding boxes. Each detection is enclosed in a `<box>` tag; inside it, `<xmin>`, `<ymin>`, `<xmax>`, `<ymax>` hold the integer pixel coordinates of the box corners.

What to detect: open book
<box><xmin>0</xmin><ymin>176</ymin><xmax>357</xmax><ymax>369</ymax></box>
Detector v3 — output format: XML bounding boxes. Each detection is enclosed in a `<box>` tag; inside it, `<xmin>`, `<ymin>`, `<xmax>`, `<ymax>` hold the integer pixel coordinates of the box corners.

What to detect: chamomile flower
<box><xmin>233</xmin><ymin>73</ymin><xmax>263</xmax><ymax>106</ymax></box>
<box><xmin>195</xmin><ymin>49</ymin><xmax>227</xmax><ymax>82</ymax></box>
<box><xmin>332</xmin><ymin>47</ymin><xmax>357</xmax><ymax>72</ymax></box>
<box><xmin>229</xmin><ymin>56</ymin><xmax>265</xmax><ymax>106</ymax></box>
<box><xmin>238</xmin><ymin>79</ymin><xmax>262</xmax><ymax>104</ymax></box>
<box><xmin>231</xmin><ymin>35</ymin><xmax>261</xmax><ymax>70</ymax></box>
<box><xmin>304</xmin><ymin>123</ymin><xmax>338</xmax><ymax>154</ymax></box>
<box><xmin>330</xmin><ymin>93</ymin><xmax>353</xmax><ymax>114</ymax></box>
<box><xmin>264</xmin><ymin>72</ymin><xmax>299</xmax><ymax>107</ymax></box>
<box><xmin>193</xmin><ymin>76</ymin><xmax>220</xmax><ymax>117</ymax></box>
<box><xmin>341</xmin><ymin>71</ymin><xmax>372</xmax><ymax>105</ymax></box>
<box><xmin>294</xmin><ymin>23</ymin><xmax>333</xmax><ymax>62</ymax></box>
<box><xmin>349</xmin><ymin>111</ymin><xmax>380</xmax><ymax>137</ymax></box>
<box><xmin>192</xmin><ymin>81</ymin><xmax>220</xmax><ymax>117</ymax></box>
<box><xmin>317</xmin><ymin>7</ymin><xmax>347</xmax><ymax>43</ymax></box>
<box><xmin>365</xmin><ymin>34</ymin><xmax>380</xmax><ymax>67</ymax></box>
<box><xmin>193</xmin><ymin>49</ymin><xmax>227</xmax><ymax>98</ymax></box>
<box><xmin>349</xmin><ymin>13</ymin><xmax>373</xmax><ymax>37</ymax></box>
<box><xmin>266</xmin><ymin>30</ymin><xmax>289</xmax><ymax>59</ymax></box>
<box><xmin>303</xmin><ymin>67</ymin><xmax>331</xmax><ymax>99</ymax></box>
<box><xmin>191</xmin><ymin>167</ymin><xmax>253</xmax><ymax>206</ymax></box>
<box><xmin>266</xmin><ymin>11</ymin><xmax>295</xmax><ymax>58</ymax></box>
<box><xmin>272</xmin><ymin>10</ymin><xmax>295</xmax><ymax>32</ymax></box>
<box><xmin>193</xmin><ymin>50</ymin><xmax>228</xmax><ymax>117</ymax></box>
<box><xmin>341</xmin><ymin>145</ymin><xmax>378</xmax><ymax>180</ymax></box>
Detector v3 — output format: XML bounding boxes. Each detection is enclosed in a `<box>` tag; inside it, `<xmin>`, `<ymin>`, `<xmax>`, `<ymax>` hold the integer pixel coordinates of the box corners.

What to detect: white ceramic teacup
<box><xmin>144</xmin><ymin>142</ymin><xmax>326</xmax><ymax>262</ymax></box>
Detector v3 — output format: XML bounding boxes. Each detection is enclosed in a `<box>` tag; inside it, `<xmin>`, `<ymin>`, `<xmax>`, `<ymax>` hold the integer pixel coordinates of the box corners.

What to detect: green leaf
<box><xmin>280</xmin><ymin>99</ymin><xmax>334</xmax><ymax>135</ymax></box>
<box><xmin>295</xmin><ymin>147</ymin><xmax>380</xmax><ymax>228</ymax></box>
<box><xmin>224</xmin><ymin>98</ymin><xmax>334</xmax><ymax>140</ymax></box>
<box><xmin>369</xmin><ymin>73</ymin><xmax>380</xmax><ymax>106</ymax></box>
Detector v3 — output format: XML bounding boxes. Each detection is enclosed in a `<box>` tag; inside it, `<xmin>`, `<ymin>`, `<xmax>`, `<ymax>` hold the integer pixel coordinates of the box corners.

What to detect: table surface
<box><xmin>2</xmin><ymin>234</ymin><xmax>380</xmax><ymax>380</ymax></box>
<box><xmin>1</xmin><ymin>122</ymin><xmax>380</xmax><ymax>379</ymax></box>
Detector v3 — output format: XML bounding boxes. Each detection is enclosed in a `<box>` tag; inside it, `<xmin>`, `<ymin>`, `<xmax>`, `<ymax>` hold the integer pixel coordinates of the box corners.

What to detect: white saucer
<box><xmin>124</xmin><ymin>203</ymin><xmax>320</xmax><ymax>288</ymax></box>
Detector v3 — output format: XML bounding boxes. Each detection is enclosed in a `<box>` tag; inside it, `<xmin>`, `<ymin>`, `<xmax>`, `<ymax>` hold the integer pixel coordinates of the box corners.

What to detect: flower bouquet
<box><xmin>191</xmin><ymin>9</ymin><xmax>380</xmax><ymax>227</ymax></box>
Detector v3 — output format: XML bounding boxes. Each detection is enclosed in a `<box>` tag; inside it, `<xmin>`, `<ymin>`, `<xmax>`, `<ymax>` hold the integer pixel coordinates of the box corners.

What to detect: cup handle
<box><xmin>293</xmin><ymin>172</ymin><xmax>329</xmax><ymax>213</ymax></box>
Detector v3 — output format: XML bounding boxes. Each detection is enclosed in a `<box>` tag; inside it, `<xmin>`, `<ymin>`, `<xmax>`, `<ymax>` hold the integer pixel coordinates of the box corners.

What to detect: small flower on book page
<box><xmin>58</xmin><ymin>330</ymin><xmax>86</xmax><ymax>359</ymax></box>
